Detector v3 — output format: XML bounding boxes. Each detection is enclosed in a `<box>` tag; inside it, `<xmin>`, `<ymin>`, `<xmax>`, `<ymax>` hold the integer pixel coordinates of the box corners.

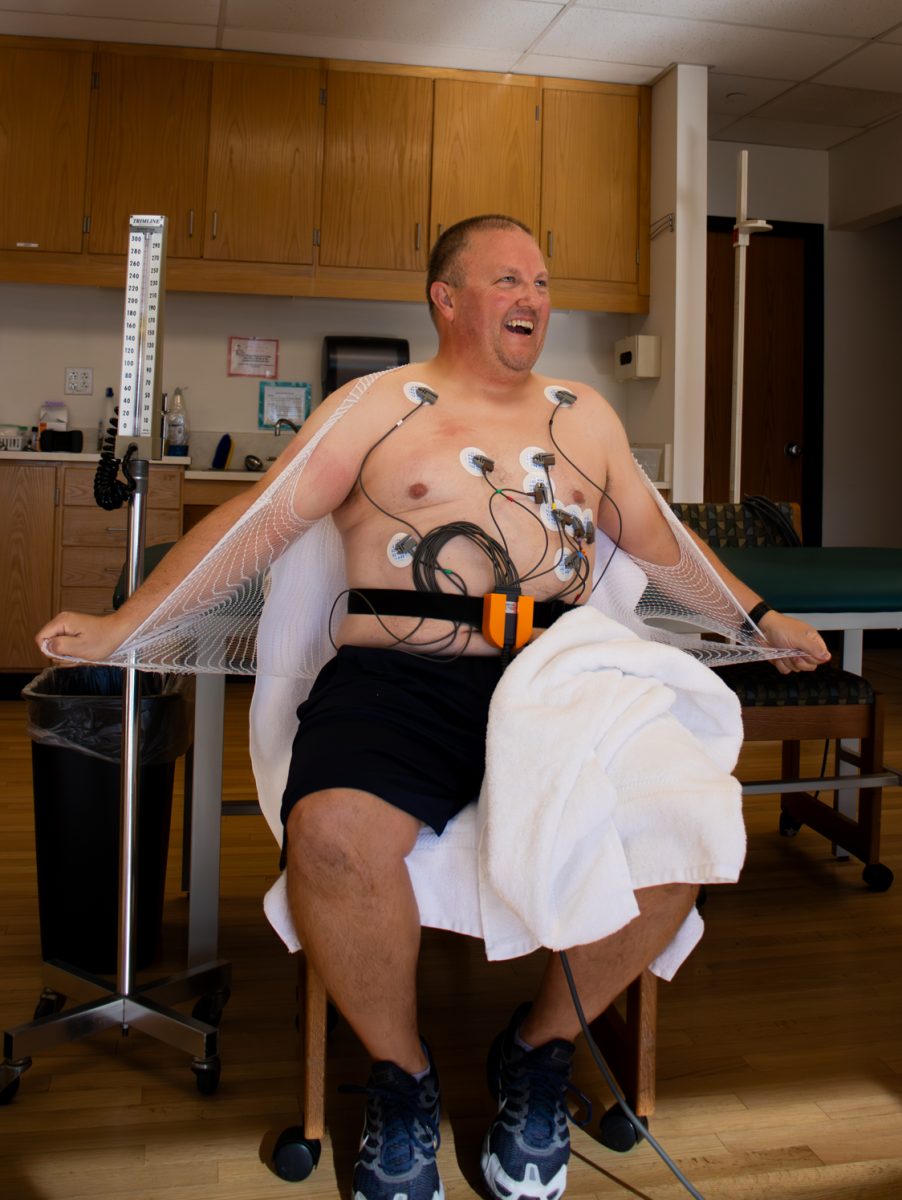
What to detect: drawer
<box><xmin>61</xmin><ymin>505</ymin><xmax>180</xmax><ymax>547</ymax></box>
<box><xmin>58</xmin><ymin>586</ymin><xmax>118</xmax><ymax>616</ymax></box>
<box><xmin>60</xmin><ymin>545</ymin><xmax>127</xmax><ymax>588</ymax></box>
<box><xmin>62</xmin><ymin>464</ymin><xmax>183</xmax><ymax>508</ymax></box>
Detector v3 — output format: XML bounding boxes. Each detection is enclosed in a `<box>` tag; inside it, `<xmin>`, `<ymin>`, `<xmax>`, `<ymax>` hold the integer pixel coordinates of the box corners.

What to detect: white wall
<box><xmin>830</xmin><ymin>113</ymin><xmax>902</xmax><ymax>231</ymax></box>
<box><xmin>629</xmin><ymin>63</ymin><xmax>708</xmax><ymax>500</ymax></box>
<box><xmin>0</xmin><ymin>283</ymin><xmax>630</xmax><ymax>466</ymax></box>
<box><xmin>708</xmin><ymin>142</ymin><xmax>827</xmax><ymax>223</ymax></box>
<box><xmin>823</xmin><ymin>216</ymin><xmax>902</xmax><ymax>547</ymax></box>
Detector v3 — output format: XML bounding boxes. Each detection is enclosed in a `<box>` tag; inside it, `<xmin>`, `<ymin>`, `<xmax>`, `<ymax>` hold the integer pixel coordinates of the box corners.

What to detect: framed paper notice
<box><xmin>228</xmin><ymin>336</ymin><xmax>278</xmax><ymax>378</ymax></box>
<box><xmin>258</xmin><ymin>381</ymin><xmax>311</xmax><ymax>431</ymax></box>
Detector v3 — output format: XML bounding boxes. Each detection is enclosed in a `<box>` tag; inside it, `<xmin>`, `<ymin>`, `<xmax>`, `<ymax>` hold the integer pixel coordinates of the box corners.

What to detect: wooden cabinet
<box><xmin>204</xmin><ymin>60</ymin><xmax>323</xmax><ymax>265</ymax></box>
<box><xmin>0</xmin><ymin>463</ymin><xmax>58</xmax><ymax>671</ymax></box>
<box><xmin>85</xmin><ymin>52</ymin><xmax>211</xmax><ymax>258</ymax></box>
<box><xmin>540</xmin><ymin>83</ymin><xmax>650</xmax><ymax>311</ymax></box>
<box><xmin>56</xmin><ymin>464</ymin><xmax>182</xmax><ymax>614</ymax></box>
<box><xmin>318</xmin><ymin>69</ymin><xmax>433</xmax><ymax>273</ymax></box>
<box><xmin>0</xmin><ymin>45</ymin><xmax>92</xmax><ymax>253</ymax></box>
<box><xmin>0</xmin><ymin>460</ymin><xmax>183</xmax><ymax>672</ymax></box>
<box><xmin>430</xmin><ymin>77</ymin><xmax>540</xmax><ymax>245</ymax></box>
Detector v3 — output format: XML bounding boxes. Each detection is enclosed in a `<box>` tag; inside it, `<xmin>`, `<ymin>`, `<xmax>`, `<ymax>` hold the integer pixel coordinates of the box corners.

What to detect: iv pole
<box><xmin>729</xmin><ymin>149</ymin><xmax>772</xmax><ymax>503</ymax></box>
<box><xmin>1</xmin><ymin>217</ymin><xmax>231</xmax><ymax>1105</ymax></box>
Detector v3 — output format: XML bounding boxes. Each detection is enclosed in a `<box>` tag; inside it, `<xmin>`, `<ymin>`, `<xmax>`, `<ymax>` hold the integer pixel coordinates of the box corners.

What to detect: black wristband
<box><xmin>747</xmin><ymin>600</ymin><xmax>772</xmax><ymax>626</ymax></box>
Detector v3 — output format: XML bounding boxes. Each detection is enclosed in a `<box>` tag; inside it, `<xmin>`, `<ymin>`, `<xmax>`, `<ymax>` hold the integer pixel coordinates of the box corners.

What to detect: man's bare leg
<box><xmin>285</xmin><ymin>787</ymin><xmax>428</xmax><ymax>1075</ymax></box>
<box><xmin>520</xmin><ymin>882</ymin><xmax>699</xmax><ymax>1046</ymax></box>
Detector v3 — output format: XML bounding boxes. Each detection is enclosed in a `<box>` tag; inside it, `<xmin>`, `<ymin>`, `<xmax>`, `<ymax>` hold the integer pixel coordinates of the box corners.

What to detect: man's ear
<box><xmin>429</xmin><ymin>280</ymin><xmax>454</xmax><ymax>319</ymax></box>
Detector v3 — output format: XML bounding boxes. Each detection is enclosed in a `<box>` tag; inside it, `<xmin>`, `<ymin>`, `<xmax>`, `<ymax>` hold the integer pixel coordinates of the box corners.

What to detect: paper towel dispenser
<box><xmin>322</xmin><ymin>336</ymin><xmax>410</xmax><ymax>399</ymax></box>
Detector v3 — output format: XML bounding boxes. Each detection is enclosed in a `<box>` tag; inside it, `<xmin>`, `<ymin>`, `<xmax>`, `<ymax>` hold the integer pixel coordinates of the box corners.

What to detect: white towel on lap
<box><xmin>262</xmin><ymin>606</ymin><xmax>745</xmax><ymax>980</ymax></box>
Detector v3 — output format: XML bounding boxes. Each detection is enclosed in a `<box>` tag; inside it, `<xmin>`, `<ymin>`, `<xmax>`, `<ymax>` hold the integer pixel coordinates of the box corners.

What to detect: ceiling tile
<box><xmin>0</xmin><ymin>11</ymin><xmax>216</xmax><ymax>46</ymax></box>
<box><xmin>225</xmin><ymin>0</ymin><xmax>564</xmax><ymax>53</ymax></box>
<box><xmin>575</xmin><ymin>1</ymin><xmax>902</xmax><ymax>40</ymax></box>
<box><xmin>517</xmin><ymin>53</ymin><xmax>660</xmax><ymax>83</ymax></box>
<box><xmin>712</xmin><ymin>114</ymin><xmax>858</xmax><ymax>149</ymax></box>
<box><xmin>220</xmin><ymin>28</ymin><xmax>517</xmax><ymax>72</ymax></box>
<box><xmin>708</xmin><ymin>111</ymin><xmax>743</xmax><ymax>136</ymax></box>
<box><xmin>707</xmin><ymin>73</ymin><xmax>796</xmax><ymax>115</ymax></box>
<box><xmin>538</xmin><ymin>8</ymin><xmax>864</xmax><ymax>79</ymax></box>
<box><xmin>756</xmin><ymin>82</ymin><xmax>902</xmax><ymax>127</ymax></box>
<box><xmin>814</xmin><ymin>42</ymin><xmax>902</xmax><ymax>92</ymax></box>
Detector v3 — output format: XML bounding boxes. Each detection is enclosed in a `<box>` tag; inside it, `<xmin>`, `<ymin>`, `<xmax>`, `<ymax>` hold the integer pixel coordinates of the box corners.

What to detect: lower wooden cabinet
<box><xmin>1</xmin><ymin>460</ymin><xmax>183</xmax><ymax>673</ymax></box>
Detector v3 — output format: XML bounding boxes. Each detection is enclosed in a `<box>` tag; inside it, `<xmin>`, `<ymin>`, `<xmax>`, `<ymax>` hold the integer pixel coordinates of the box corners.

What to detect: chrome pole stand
<box><xmin>2</xmin><ymin>459</ymin><xmax>230</xmax><ymax>1104</ymax></box>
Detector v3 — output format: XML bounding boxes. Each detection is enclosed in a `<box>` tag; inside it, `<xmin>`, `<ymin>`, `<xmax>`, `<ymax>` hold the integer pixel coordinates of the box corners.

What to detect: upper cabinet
<box><xmin>0</xmin><ymin>44</ymin><xmax>92</xmax><ymax>253</ymax></box>
<box><xmin>85</xmin><ymin>52</ymin><xmax>211</xmax><ymax>258</ymax></box>
<box><xmin>0</xmin><ymin>37</ymin><xmax>650</xmax><ymax>312</ymax></box>
<box><xmin>318</xmin><ymin>69</ymin><xmax>433</xmax><ymax>273</ymax></box>
<box><xmin>204</xmin><ymin>60</ymin><xmax>323</xmax><ymax>265</ymax></box>
<box><xmin>430</xmin><ymin>77</ymin><xmax>540</xmax><ymax>245</ymax></box>
<box><xmin>540</xmin><ymin>83</ymin><xmax>650</xmax><ymax>311</ymax></box>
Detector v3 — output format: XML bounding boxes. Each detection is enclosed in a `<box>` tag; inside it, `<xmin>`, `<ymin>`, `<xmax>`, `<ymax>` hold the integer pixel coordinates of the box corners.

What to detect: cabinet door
<box><xmin>319</xmin><ymin>71</ymin><xmax>432</xmax><ymax>271</ymax></box>
<box><xmin>205</xmin><ymin>61</ymin><xmax>323</xmax><ymax>264</ymax></box>
<box><xmin>0</xmin><ymin>46</ymin><xmax>92</xmax><ymax>253</ymax></box>
<box><xmin>0</xmin><ymin>464</ymin><xmax>57</xmax><ymax>670</ymax></box>
<box><xmin>85</xmin><ymin>53</ymin><xmax>211</xmax><ymax>258</ymax></box>
<box><xmin>431</xmin><ymin>78</ymin><xmax>539</xmax><ymax>244</ymax></box>
<box><xmin>541</xmin><ymin>87</ymin><xmax>641</xmax><ymax>286</ymax></box>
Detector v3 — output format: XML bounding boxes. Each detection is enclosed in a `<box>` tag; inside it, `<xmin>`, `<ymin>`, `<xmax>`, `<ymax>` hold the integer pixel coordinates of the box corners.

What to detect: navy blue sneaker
<box><xmin>343</xmin><ymin>1045</ymin><xmax>443</xmax><ymax>1200</ymax></box>
<box><xmin>481</xmin><ymin>1006</ymin><xmax>588</xmax><ymax>1200</ymax></box>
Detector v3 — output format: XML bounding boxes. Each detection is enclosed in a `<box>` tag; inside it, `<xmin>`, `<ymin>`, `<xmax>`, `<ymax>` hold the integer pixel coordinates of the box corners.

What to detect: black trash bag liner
<box><xmin>23</xmin><ymin>666</ymin><xmax>193</xmax><ymax>765</ymax></box>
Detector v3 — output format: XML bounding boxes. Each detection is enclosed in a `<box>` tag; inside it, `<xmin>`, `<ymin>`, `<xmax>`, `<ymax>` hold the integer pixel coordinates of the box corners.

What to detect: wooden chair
<box><xmin>671</xmin><ymin>499</ymin><xmax>895</xmax><ymax>893</ymax></box>
<box><xmin>271</xmin><ymin>953</ymin><xmax>658</xmax><ymax>1181</ymax></box>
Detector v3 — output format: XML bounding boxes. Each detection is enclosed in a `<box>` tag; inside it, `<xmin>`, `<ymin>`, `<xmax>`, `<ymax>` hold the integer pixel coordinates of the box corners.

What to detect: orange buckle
<box><xmin>482</xmin><ymin>591</ymin><xmax>535</xmax><ymax>651</ymax></box>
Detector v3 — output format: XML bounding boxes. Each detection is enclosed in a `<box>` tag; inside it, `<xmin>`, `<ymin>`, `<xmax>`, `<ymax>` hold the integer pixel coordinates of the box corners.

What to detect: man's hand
<box><xmin>36</xmin><ymin>611</ymin><xmax>129</xmax><ymax>664</ymax></box>
<box><xmin>757</xmin><ymin>610</ymin><xmax>830</xmax><ymax>674</ymax></box>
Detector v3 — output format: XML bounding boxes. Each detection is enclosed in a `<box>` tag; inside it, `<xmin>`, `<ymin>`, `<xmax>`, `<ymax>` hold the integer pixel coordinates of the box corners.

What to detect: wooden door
<box><xmin>540</xmin><ymin>86</ymin><xmax>640</xmax><ymax>285</ymax></box>
<box><xmin>319</xmin><ymin>71</ymin><xmax>433</xmax><ymax>271</ymax></box>
<box><xmin>0</xmin><ymin>464</ymin><xmax>57</xmax><ymax>670</ymax></box>
<box><xmin>85</xmin><ymin>53</ymin><xmax>211</xmax><ymax>258</ymax></box>
<box><xmin>205</xmin><ymin>61</ymin><xmax>323</xmax><ymax>264</ymax></box>
<box><xmin>705</xmin><ymin>219</ymin><xmax>824</xmax><ymax>541</ymax></box>
<box><xmin>430</xmin><ymin>78</ymin><xmax>539</xmax><ymax>245</ymax></box>
<box><xmin>0</xmin><ymin>46</ymin><xmax>92</xmax><ymax>252</ymax></box>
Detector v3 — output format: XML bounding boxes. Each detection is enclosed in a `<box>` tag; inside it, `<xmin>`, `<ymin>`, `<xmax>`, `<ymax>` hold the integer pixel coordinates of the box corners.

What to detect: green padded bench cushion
<box><xmin>714</xmin><ymin>662</ymin><xmax>874</xmax><ymax>707</ymax></box>
<box><xmin>715</xmin><ymin>547</ymin><xmax>902</xmax><ymax>614</ymax></box>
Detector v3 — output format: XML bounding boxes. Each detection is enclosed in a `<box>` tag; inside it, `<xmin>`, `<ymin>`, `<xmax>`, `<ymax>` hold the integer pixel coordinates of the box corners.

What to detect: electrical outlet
<box><xmin>64</xmin><ymin>367</ymin><xmax>93</xmax><ymax>395</ymax></box>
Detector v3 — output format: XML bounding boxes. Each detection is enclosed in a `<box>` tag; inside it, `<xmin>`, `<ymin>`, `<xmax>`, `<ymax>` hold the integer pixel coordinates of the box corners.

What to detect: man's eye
<box><xmin>536</xmin><ymin>279</ymin><xmax>549</xmax><ymax>289</ymax></box>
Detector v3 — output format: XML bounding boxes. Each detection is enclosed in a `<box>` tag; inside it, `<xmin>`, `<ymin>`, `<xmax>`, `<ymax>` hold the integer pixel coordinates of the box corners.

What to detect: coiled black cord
<box><xmin>93</xmin><ymin>406</ymin><xmax>136</xmax><ymax>510</ymax></box>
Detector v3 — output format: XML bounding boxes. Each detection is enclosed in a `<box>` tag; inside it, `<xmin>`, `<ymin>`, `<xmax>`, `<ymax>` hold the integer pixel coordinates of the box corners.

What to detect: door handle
<box><xmin>784</xmin><ymin>442</ymin><xmax>803</xmax><ymax>458</ymax></box>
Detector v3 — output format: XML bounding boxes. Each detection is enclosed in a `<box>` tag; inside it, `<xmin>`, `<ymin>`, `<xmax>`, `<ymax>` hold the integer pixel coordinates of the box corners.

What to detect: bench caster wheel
<box><xmin>598</xmin><ymin>1104</ymin><xmax>647</xmax><ymax>1152</ymax></box>
<box><xmin>862</xmin><ymin>862</ymin><xmax>894</xmax><ymax>892</ymax></box>
<box><xmin>192</xmin><ymin>1055</ymin><xmax>221</xmax><ymax>1095</ymax></box>
<box><xmin>779</xmin><ymin>811</ymin><xmax>802</xmax><ymax>837</ymax></box>
<box><xmin>33</xmin><ymin>989</ymin><xmax>66</xmax><ymax>1020</ymax></box>
<box><xmin>273</xmin><ymin>1125</ymin><xmax>322</xmax><ymax>1181</ymax></box>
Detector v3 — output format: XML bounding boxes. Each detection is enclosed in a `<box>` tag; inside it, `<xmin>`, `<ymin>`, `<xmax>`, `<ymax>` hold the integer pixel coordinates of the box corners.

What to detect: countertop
<box><xmin>0</xmin><ymin>450</ymin><xmax>192</xmax><ymax>465</ymax></box>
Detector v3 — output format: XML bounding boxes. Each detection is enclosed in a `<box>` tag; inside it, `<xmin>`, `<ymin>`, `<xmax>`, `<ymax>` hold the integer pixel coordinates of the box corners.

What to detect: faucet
<box><xmin>273</xmin><ymin>418</ymin><xmax>301</xmax><ymax>437</ymax></box>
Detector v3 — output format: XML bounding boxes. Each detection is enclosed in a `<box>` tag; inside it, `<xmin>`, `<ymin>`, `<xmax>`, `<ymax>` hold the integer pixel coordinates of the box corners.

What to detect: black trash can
<box><xmin>23</xmin><ymin>666</ymin><xmax>193</xmax><ymax>975</ymax></box>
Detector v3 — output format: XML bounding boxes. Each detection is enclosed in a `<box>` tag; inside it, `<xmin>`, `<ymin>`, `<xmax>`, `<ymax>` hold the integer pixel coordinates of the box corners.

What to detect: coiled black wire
<box><xmin>93</xmin><ymin>406</ymin><xmax>136</xmax><ymax>510</ymax></box>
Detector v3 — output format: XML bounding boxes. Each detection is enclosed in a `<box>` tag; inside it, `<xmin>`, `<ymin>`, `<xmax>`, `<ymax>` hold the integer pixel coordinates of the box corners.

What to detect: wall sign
<box><xmin>228</xmin><ymin>336</ymin><xmax>278</xmax><ymax>378</ymax></box>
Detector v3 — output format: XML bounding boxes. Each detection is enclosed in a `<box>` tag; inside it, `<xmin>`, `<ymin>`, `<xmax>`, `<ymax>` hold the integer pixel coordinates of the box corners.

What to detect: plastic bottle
<box><xmin>97</xmin><ymin>387</ymin><xmax>116</xmax><ymax>450</ymax></box>
<box><xmin>166</xmin><ymin>387</ymin><xmax>189</xmax><ymax>457</ymax></box>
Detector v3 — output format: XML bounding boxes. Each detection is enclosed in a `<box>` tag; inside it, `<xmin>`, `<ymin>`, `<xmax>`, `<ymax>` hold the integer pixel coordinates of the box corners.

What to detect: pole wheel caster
<box><xmin>598</xmin><ymin>1103</ymin><xmax>648</xmax><ymax>1152</ymax></box>
<box><xmin>272</xmin><ymin>1125</ymin><xmax>322</xmax><ymax>1181</ymax></box>
<box><xmin>862</xmin><ymin>862</ymin><xmax>894</xmax><ymax>892</ymax></box>
<box><xmin>0</xmin><ymin>1077</ymin><xmax>20</xmax><ymax>1106</ymax></box>
<box><xmin>192</xmin><ymin>1055</ymin><xmax>221</xmax><ymax>1095</ymax></box>
<box><xmin>33</xmin><ymin>989</ymin><xmax>67</xmax><ymax>1020</ymax></box>
<box><xmin>779</xmin><ymin>811</ymin><xmax>802</xmax><ymax>837</ymax></box>
<box><xmin>192</xmin><ymin>987</ymin><xmax>231</xmax><ymax>1027</ymax></box>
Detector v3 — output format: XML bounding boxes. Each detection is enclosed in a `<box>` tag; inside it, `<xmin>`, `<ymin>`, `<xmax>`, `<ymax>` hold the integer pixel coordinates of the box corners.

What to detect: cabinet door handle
<box><xmin>436</xmin><ymin>223</ymin><xmax>443</xmax><ymax>239</ymax></box>
<box><xmin>188</xmin><ymin>209</ymin><xmax>195</xmax><ymax>237</ymax></box>
<box><xmin>415</xmin><ymin>222</ymin><xmax>422</xmax><ymax>251</ymax></box>
<box><xmin>547</xmin><ymin>231</ymin><xmax>554</xmax><ymax>258</ymax></box>
<box><xmin>16</xmin><ymin>241</ymin><xmax>39</xmax><ymax>249</ymax></box>
<box><xmin>105</xmin><ymin>525</ymin><xmax>127</xmax><ymax>533</ymax></box>
<box><xmin>211</xmin><ymin>210</ymin><xmax>219</xmax><ymax>240</ymax></box>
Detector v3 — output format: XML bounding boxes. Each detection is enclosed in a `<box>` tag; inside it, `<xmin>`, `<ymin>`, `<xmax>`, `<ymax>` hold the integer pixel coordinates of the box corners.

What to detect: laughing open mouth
<box><xmin>505</xmin><ymin>317</ymin><xmax>534</xmax><ymax>336</ymax></box>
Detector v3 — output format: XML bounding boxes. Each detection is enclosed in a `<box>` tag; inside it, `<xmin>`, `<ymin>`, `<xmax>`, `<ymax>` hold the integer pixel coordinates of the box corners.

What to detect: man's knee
<box><xmin>285</xmin><ymin>788</ymin><xmax>420</xmax><ymax>892</ymax></box>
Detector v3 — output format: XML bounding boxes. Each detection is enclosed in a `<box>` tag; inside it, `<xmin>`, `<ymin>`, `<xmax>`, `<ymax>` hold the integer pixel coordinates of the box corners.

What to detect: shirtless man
<box><xmin>39</xmin><ymin>215</ymin><xmax>829</xmax><ymax>1200</ymax></box>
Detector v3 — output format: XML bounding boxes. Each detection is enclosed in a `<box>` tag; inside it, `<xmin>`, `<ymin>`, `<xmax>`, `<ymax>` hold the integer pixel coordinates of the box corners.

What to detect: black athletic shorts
<box><xmin>280</xmin><ymin>645</ymin><xmax>506</xmax><ymax>835</ymax></box>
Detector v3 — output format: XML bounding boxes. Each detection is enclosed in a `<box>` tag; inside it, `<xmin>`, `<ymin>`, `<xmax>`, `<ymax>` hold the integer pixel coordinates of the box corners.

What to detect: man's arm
<box><xmin>36</xmin><ymin>382</ymin><xmax>363</xmax><ymax>663</ymax></box>
<box><xmin>594</xmin><ymin>403</ymin><xmax>830</xmax><ymax>674</ymax></box>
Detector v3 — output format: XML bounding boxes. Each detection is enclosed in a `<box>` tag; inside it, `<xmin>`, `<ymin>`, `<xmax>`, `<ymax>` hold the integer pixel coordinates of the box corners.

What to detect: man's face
<box><xmin>450</xmin><ymin>227</ymin><xmax>551</xmax><ymax>375</ymax></box>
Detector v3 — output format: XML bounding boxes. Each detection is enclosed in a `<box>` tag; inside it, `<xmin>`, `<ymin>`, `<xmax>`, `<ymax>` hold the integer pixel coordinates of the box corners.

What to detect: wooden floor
<box><xmin>1</xmin><ymin>654</ymin><xmax>901</xmax><ymax>1200</ymax></box>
